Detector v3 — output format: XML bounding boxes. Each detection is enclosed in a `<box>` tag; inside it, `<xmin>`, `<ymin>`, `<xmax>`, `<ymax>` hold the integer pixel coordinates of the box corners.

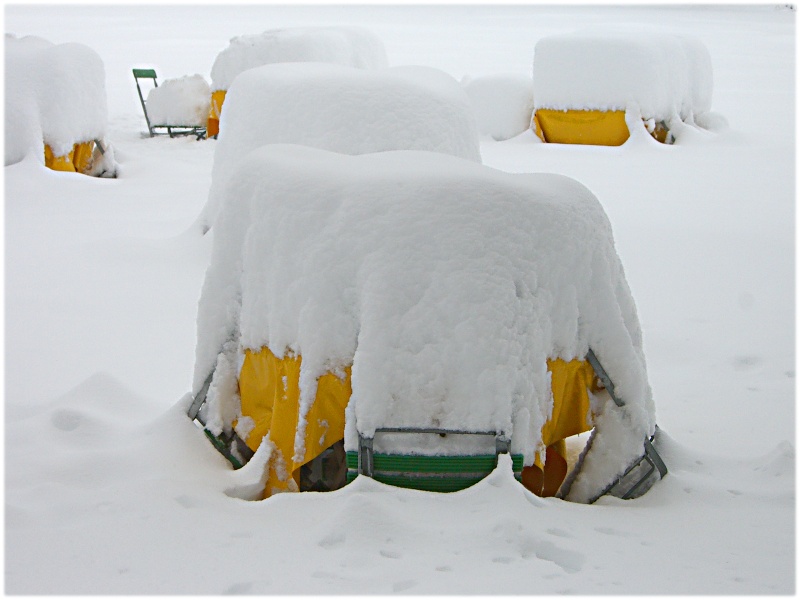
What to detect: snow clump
<box><xmin>462</xmin><ymin>74</ymin><xmax>534</xmax><ymax>140</ymax></box>
<box><xmin>199</xmin><ymin>63</ymin><xmax>481</xmax><ymax>230</ymax></box>
<box><xmin>209</xmin><ymin>26</ymin><xmax>388</xmax><ymax>91</ymax></box>
<box><xmin>194</xmin><ymin>144</ymin><xmax>656</xmax><ymax>502</ymax></box>
<box><xmin>5</xmin><ymin>34</ymin><xmax>110</xmax><ymax>165</ymax></box>
<box><xmin>533</xmin><ymin>28</ymin><xmax>714</xmax><ymax>125</ymax></box>
<box><xmin>145</xmin><ymin>74</ymin><xmax>211</xmax><ymax>126</ymax></box>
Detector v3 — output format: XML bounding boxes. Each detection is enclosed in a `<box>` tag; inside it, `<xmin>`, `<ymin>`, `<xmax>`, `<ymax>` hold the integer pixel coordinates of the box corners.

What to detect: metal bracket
<box><xmin>358</xmin><ymin>434</ymin><xmax>374</xmax><ymax>477</ymax></box>
<box><xmin>586</xmin><ymin>348</ymin><xmax>624</xmax><ymax>407</ymax></box>
<box><xmin>187</xmin><ymin>370</ymin><xmax>213</xmax><ymax>421</ymax></box>
<box><xmin>583</xmin><ymin>348</ymin><xmax>668</xmax><ymax>502</ymax></box>
<box><xmin>356</xmin><ymin>427</ymin><xmax>511</xmax><ymax>479</ymax></box>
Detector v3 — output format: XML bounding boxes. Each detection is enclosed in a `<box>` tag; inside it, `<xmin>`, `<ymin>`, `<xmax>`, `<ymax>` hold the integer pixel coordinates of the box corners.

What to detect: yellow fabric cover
<box><xmin>238</xmin><ymin>347</ymin><xmax>596</xmax><ymax>498</ymax></box>
<box><xmin>71</xmin><ymin>141</ymin><xmax>94</xmax><ymax>173</ymax></box>
<box><xmin>44</xmin><ymin>144</ymin><xmax>76</xmax><ymax>172</ymax></box>
<box><xmin>207</xmin><ymin>90</ymin><xmax>227</xmax><ymax>137</ymax></box>
<box><xmin>44</xmin><ymin>141</ymin><xmax>95</xmax><ymax>174</ymax></box>
<box><xmin>540</xmin><ymin>357</ymin><xmax>597</xmax><ymax>452</ymax></box>
<box><xmin>533</xmin><ymin>109</ymin><xmax>670</xmax><ymax>146</ymax></box>
<box><xmin>523</xmin><ymin>358</ymin><xmax>599</xmax><ymax>496</ymax></box>
<box><xmin>534</xmin><ymin>109</ymin><xmax>630</xmax><ymax>146</ymax></box>
<box><xmin>239</xmin><ymin>347</ymin><xmax>351</xmax><ymax>497</ymax></box>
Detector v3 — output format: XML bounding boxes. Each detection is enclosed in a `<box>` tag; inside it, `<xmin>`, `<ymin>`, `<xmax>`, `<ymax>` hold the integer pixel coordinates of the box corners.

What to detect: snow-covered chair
<box><xmin>5</xmin><ymin>34</ymin><xmax>117</xmax><ymax>177</ymax></box>
<box><xmin>531</xmin><ymin>29</ymin><xmax>714</xmax><ymax>145</ymax></box>
<box><xmin>206</xmin><ymin>26</ymin><xmax>388</xmax><ymax>137</ymax></box>
<box><xmin>187</xmin><ymin>144</ymin><xmax>666</xmax><ymax>503</ymax></box>
<box><xmin>196</xmin><ymin>62</ymin><xmax>481</xmax><ymax>232</ymax></box>
<box><xmin>132</xmin><ymin>69</ymin><xmax>207</xmax><ymax>139</ymax></box>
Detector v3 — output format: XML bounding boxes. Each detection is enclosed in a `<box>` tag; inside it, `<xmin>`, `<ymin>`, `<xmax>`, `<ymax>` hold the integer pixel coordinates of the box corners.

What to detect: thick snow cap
<box><xmin>533</xmin><ymin>28</ymin><xmax>713</xmax><ymax>122</ymax></box>
<box><xmin>194</xmin><ymin>144</ymin><xmax>656</xmax><ymax>499</ymax></box>
<box><xmin>198</xmin><ymin>63</ymin><xmax>481</xmax><ymax>230</ymax></box>
<box><xmin>209</xmin><ymin>26</ymin><xmax>388</xmax><ymax>91</ymax></box>
<box><xmin>145</xmin><ymin>74</ymin><xmax>210</xmax><ymax>126</ymax></box>
<box><xmin>462</xmin><ymin>74</ymin><xmax>534</xmax><ymax>141</ymax></box>
<box><xmin>5</xmin><ymin>34</ymin><xmax>109</xmax><ymax>164</ymax></box>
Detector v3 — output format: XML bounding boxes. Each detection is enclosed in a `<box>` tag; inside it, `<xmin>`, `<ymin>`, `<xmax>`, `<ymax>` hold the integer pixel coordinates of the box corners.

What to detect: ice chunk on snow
<box><xmin>533</xmin><ymin>28</ymin><xmax>713</xmax><ymax>123</ymax></box>
<box><xmin>462</xmin><ymin>74</ymin><xmax>534</xmax><ymax>141</ymax></box>
<box><xmin>145</xmin><ymin>74</ymin><xmax>210</xmax><ymax>126</ymax></box>
<box><xmin>5</xmin><ymin>34</ymin><xmax>109</xmax><ymax>163</ymax></box>
<box><xmin>210</xmin><ymin>26</ymin><xmax>387</xmax><ymax>91</ymax></box>
<box><xmin>199</xmin><ymin>63</ymin><xmax>481</xmax><ymax>230</ymax></box>
<box><xmin>194</xmin><ymin>144</ymin><xmax>655</xmax><ymax>471</ymax></box>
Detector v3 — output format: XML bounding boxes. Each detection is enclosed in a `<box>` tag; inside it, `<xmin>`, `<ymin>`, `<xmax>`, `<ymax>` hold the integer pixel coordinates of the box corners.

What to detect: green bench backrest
<box><xmin>132</xmin><ymin>68</ymin><xmax>157</xmax><ymax>79</ymax></box>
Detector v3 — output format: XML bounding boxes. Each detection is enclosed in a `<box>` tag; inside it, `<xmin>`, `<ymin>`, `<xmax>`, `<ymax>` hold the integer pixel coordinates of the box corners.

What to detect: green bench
<box><xmin>347</xmin><ymin>428</ymin><xmax>523</xmax><ymax>492</ymax></box>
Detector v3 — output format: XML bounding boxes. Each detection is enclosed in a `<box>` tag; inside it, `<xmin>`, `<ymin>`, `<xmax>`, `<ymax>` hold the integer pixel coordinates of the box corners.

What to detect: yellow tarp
<box><xmin>525</xmin><ymin>358</ymin><xmax>599</xmax><ymax>496</ymax></box>
<box><xmin>239</xmin><ymin>347</ymin><xmax>351</xmax><ymax>497</ymax></box>
<box><xmin>206</xmin><ymin>90</ymin><xmax>227</xmax><ymax>138</ymax></box>
<box><xmin>44</xmin><ymin>141</ymin><xmax>95</xmax><ymax>174</ymax></box>
<box><xmin>238</xmin><ymin>346</ymin><xmax>596</xmax><ymax>498</ymax></box>
<box><xmin>533</xmin><ymin>109</ymin><xmax>669</xmax><ymax>146</ymax></box>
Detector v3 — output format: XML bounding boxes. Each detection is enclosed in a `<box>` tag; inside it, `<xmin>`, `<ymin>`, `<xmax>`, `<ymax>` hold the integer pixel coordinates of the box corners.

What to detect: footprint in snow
<box><xmin>594</xmin><ymin>526</ymin><xmax>635</xmax><ymax>538</ymax></box>
<box><xmin>520</xmin><ymin>539</ymin><xmax>585</xmax><ymax>574</ymax></box>
<box><xmin>222</xmin><ymin>581</ymin><xmax>254</xmax><ymax>594</ymax></box>
<box><xmin>732</xmin><ymin>355</ymin><xmax>762</xmax><ymax>371</ymax></box>
<box><xmin>51</xmin><ymin>409</ymin><xmax>84</xmax><ymax>432</ymax></box>
<box><xmin>318</xmin><ymin>531</ymin><xmax>346</xmax><ymax>549</ymax></box>
<box><xmin>546</xmin><ymin>527</ymin><xmax>573</xmax><ymax>538</ymax></box>
<box><xmin>392</xmin><ymin>580</ymin><xmax>417</xmax><ymax>592</ymax></box>
<box><xmin>435</xmin><ymin>565</ymin><xmax>452</xmax><ymax>572</ymax></box>
<box><xmin>174</xmin><ymin>495</ymin><xmax>196</xmax><ymax>509</ymax></box>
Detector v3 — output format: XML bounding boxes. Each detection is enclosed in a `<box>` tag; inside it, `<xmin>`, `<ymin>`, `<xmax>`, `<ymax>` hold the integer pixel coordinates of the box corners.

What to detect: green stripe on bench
<box><xmin>345</xmin><ymin>451</ymin><xmax>524</xmax><ymax>492</ymax></box>
<box><xmin>346</xmin><ymin>451</ymin><xmax>523</xmax><ymax>473</ymax></box>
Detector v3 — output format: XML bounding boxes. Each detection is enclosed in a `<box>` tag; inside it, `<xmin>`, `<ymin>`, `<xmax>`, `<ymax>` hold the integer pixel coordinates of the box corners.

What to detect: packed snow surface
<box><xmin>4</xmin><ymin>4</ymin><xmax>794</xmax><ymax>595</ymax></box>
<box><xmin>4</xmin><ymin>33</ymin><xmax>108</xmax><ymax>163</ymax></box>
<box><xmin>201</xmin><ymin>63</ymin><xmax>481</xmax><ymax>230</ymax></box>
<box><xmin>462</xmin><ymin>74</ymin><xmax>534</xmax><ymax>141</ymax></box>
<box><xmin>196</xmin><ymin>144</ymin><xmax>655</xmax><ymax>495</ymax></box>
<box><xmin>145</xmin><ymin>74</ymin><xmax>210</xmax><ymax>126</ymax></box>
<box><xmin>533</xmin><ymin>29</ymin><xmax>714</xmax><ymax>122</ymax></box>
<box><xmin>209</xmin><ymin>26</ymin><xmax>388</xmax><ymax>91</ymax></box>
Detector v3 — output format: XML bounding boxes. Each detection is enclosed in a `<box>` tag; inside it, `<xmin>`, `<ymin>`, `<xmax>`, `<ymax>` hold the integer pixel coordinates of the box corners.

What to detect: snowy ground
<box><xmin>4</xmin><ymin>4</ymin><xmax>795</xmax><ymax>594</ymax></box>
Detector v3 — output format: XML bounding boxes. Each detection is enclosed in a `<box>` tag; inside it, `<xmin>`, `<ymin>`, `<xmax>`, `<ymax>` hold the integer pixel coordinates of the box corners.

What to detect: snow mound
<box><xmin>5</xmin><ymin>34</ymin><xmax>109</xmax><ymax>163</ymax></box>
<box><xmin>210</xmin><ymin>26</ymin><xmax>388</xmax><ymax>91</ymax></box>
<box><xmin>533</xmin><ymin>28</ymin><xmax>713</xmax><ymax>123</ymax></box>
<box><xmin>199</xmin><ymin>63</ymin><xmax>481</xmax><ymax>230</ymax></box>
<box><xmin>145</xmin><ymin>74</ymin><xmax>210</xmax><ymax>126</ymax></box>
<box><xmin>194</xmin><ymin>144</ymin><xmax>656</xmax><ymax>499</ymax></box>
<box><xmin>462</xmin><ymin>74</ymin><xmax>534</xmax><ymax>140</ymax></box>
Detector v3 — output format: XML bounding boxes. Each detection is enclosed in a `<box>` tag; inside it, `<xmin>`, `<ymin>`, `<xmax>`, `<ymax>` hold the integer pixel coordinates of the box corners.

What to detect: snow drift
<box><xmin>209</xmin><ymin>26</ymin><xmax>388</xmax><ymax>91</ymax></box>
<box><xmin>533</xmin><ymin>28</ymin><xmax>714</xmax><ymax>124</ymax></box>
<box><xmin>462</xmin><ymin>74</ymin><xmax>534</xmax><ymax>141</ymax></box>
<box><xmin>4</xmin><ymin>34</ymin><xmax>110</xmax><ymax>165</ymax></box>
<box><xmin>194</xmin><ymin>144</ymin><xmax>656</xmax><ymax>502</ymax></box>
<box><xmin>145</xmin><ymin>74</ymin><xmax>210</xmax><ymax>126</ymax></box>
<box><xmin>199</xmin><ymin>63</ymin><xmax>481</xmax><ymax>230</ymax></box>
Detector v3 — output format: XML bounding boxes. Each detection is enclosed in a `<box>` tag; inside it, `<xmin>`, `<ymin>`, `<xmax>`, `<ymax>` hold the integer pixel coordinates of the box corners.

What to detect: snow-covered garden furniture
<box><xmin>188</xmin><ymin>144</ymin><xmax>665</xmax><ymax>503</ymax></box>
<box><xmin>532</xmin><ymin>29</ymin><xmax>714</xmax><ymax>145</ymax></box>
<box><xmin>462</xmin><ymin>74</ymin><xmax>534</xmax><ymax>141</ymax></box>
<box><xmin>132</xmin><ymin>69</ymin><xmax>208</xmax><ymax>139</ymax></box>
<box><xmin>197</xmin><ymin>62</ymin><xmax>481</xmax><ymax>231</ymax></box>
<box><xmin>5</xmin><ymin>34</ymin><xmax>117</xmax><ymax>177</ymax></box>
<box><xmin>206</xmin><ymin>26</ymin><xmax>388</xmax><ymax>137</ymax></box>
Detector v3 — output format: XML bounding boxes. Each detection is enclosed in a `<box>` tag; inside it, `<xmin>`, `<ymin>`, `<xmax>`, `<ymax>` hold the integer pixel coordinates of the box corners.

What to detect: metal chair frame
<box><xmin>132</xmin><ymin>68</ymin><xmax>207</xmax><ymax>140</ymax></box>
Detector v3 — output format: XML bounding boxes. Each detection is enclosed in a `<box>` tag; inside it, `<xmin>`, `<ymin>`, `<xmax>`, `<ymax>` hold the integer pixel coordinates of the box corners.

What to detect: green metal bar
<box><xmin>346</xmin><ymin>451</ymin><xmax>523</xmax><ymax>473</ymax></box>
<box><xmin>132</xmin><ymin>68</ymin><xmax>157</xmax><ymax>78</ymax></box>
